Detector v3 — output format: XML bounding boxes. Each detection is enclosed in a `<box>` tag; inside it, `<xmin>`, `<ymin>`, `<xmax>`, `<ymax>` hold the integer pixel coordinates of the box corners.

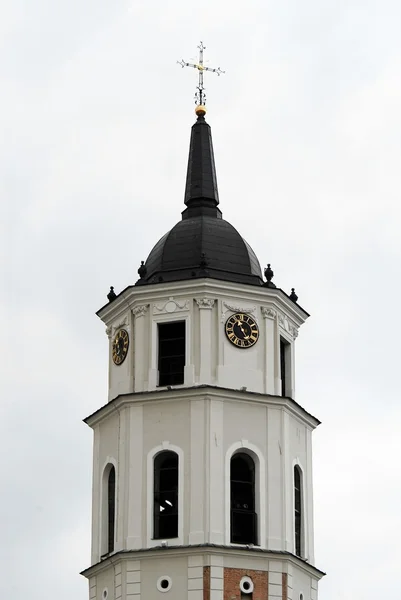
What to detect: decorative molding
<box><xmin>261</xmin><ymin>307</ymin><xmax>277</xmax><ymax>320</ymax></box>
<box><xmin>153</xmin><ymin>297</ymin><xmax>189</xmax><ymax>315</ymax></box>
<box><xmin>132</xmin><ymin>304</ymin><xmax>148</xmax><ymax>318</ymax></box>
<box><xmin>277</xmin><ymin>311</ymin><xmax>299</xmax><ymax>340</ymax></box>
<box><xmin>112</xmin><ymin>316</ymin><xmax>128</xmax><ymax>335</ymax></box>
<box><xmin>221</xmin><ymin>301</ymin><xmax>257</xmax><ymax>323</ymax></box>
<box><xmin>196</xmin><ymin>298</ymin><xmax>215</xmax><ymax>310</ymax></box>
<box><xmin>105</xmin><ymin>326</ymin><xmax>112</xmax><ymax>339</ymax></box>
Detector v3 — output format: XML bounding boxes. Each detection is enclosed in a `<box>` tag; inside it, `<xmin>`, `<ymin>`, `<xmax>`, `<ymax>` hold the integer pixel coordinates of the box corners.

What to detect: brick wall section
<box><xmin>223</xmin><ymin>568</ymin><xmax>268</xmax><ymax>600</ymax></box>
<box><xmin>282</xmin><ymin>574</ymin><xmax>288</xmax><ymax>600</ymax></box>
<box><xmin>203</xmin><ymin>566</ymin><xmax>210</xmax><ymax>600</ymax></box>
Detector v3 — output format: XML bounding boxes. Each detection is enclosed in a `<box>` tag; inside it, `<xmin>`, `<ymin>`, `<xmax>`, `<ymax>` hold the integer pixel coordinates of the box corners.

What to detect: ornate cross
<box><xmin>177</xmin><ymin>41</ymin><xmax>225</xmax><ymax>108</ymax></box>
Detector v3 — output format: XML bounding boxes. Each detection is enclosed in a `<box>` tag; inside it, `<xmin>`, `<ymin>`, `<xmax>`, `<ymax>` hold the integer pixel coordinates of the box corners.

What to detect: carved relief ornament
<box><xmin>261</xmin><ymin>307</ymin><xmax>277</xmax><ymax>320</ymax></box>
<box><xmin>112</xmin><ymin>316</ymin><xmax>128</xmax><ymax>335</ymax></box>
<box><xmin>221</xmin><ymin>301</ymin><xmax>257</xmax><ymax>323</ymax></box>
<box><xmin>196</xmin><ymin>298</ymin><xmax>215</xmax><ymax>309</ymax></box>
<box><xmin>261</xmin><ymin>306</ymin><xmax>298</xmax><ymax>339</ymax></box>
<box><xmin>153</xmin><ymin>297</ymin><xmax>189</xmax><ymax>315</ymax></box>
<box><xmin>132</xmin><ymin>304</ymin><xmax>149</xmax><ymax>318</ymax></box>
<box><xmin>277</xmin><ymin>311</ymin><xmax>298</xmax><ymax>340</ymax></box>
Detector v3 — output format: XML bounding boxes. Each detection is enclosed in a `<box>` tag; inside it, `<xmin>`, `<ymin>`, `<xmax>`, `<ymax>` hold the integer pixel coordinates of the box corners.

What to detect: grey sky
<box><xmin>2</xmin><ymin>1</ymin><xmax>400</xmax><ymax>598</ymax></box>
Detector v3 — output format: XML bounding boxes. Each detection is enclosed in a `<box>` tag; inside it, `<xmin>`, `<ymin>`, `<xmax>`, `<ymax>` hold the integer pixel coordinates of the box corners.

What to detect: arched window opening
<box><xmin>230</xmin><ymin>453</ymin><xmax>257</xmax><ymax>545</ymax></box>
<box><xmin>107</xmin><ymin>466</ymin><xmax>116</xmax><ymax>554</ymax></box>
<box><xmin>154</xmin><ymin>451</ymin><xmax>179</xmax><ymax>539</ymax></box>
<box><xmin>294</xmin><ymin>465</ymin><xmax>302</xmax><ymax>557</ymax></box>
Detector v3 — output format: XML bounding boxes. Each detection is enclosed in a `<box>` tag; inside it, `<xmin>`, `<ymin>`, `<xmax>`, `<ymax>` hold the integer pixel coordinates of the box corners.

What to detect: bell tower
<box><xmin>81</xmin><ymin>46</ymin><xmax>324</xmax><ymax>600</ymax></box>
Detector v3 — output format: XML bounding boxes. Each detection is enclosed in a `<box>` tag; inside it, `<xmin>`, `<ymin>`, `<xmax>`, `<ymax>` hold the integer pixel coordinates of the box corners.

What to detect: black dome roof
<box><xmin>136</xmin><ymin>114</ymin><xmax>264</xmax><ymax>288</ymax></box>
<box><xmin>142</xmin><ymin>213</ymin><xmax>263</xmax><ymax>286</ymax></box>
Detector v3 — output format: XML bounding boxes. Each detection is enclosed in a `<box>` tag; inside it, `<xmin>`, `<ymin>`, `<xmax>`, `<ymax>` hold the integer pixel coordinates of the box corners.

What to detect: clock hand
<box><xmin>236</xmin><ymin>320</ymin><xmax>250</xmax><ymax>339</ymax></box>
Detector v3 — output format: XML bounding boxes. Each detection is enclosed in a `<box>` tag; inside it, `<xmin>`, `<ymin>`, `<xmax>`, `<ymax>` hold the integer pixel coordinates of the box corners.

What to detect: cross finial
<box><xmin>177</xmin><ymin>42</ymin><xmax>225</xmax><ymax>116</ymax></box>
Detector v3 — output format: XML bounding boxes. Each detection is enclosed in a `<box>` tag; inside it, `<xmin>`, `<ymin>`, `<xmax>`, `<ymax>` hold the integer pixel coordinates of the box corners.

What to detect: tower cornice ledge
<box><xmin>80</xmin><ymin>544</ymin><xmax>325</xmax><ymax>580</ymax></box>
<box><xmin>83</xmin><ymin>385</ymin><xmax>320</xmax><ymax>429</ymax></box>
<box><xmin>96</xmin><ymin>277</ymin><xmax>309</xmax><ymax>325</ymax></box>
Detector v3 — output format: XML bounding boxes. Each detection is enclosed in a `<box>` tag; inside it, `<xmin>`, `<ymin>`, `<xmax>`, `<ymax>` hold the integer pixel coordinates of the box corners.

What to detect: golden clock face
<box><xmin>112</xmin><ymin>329</ymin><xmax>129</xmax><ymax>365</ymax></box>
<box><xmin>225</xmin><ymin>313</ymin><xmax>259</xmax><ymax>348</ymax></box>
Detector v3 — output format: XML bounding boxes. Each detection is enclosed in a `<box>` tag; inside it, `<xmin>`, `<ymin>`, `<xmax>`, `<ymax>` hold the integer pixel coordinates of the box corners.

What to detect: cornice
<box><xmin>96</xmin><ymin>278</ymin><xmax>309</xmax><ymax>329</ymax></box>
<box><xmin>83</xmin><ymin>385</ymin><xmax>320</xmax><ymax>430</ymax></box>
<box><xmin>81</xmin><ymin>544</ymin><xmax>325</xmax><ymax>580</ymax></box>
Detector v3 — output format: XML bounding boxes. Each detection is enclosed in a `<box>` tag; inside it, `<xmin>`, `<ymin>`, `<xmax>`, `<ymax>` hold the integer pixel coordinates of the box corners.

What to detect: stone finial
<box><xmin>289</xmin><ymin>288</ymin><xmax>298</xmax><ymax>302</ymax></box>
<box><xmin>138</xmin><ymin>260</ymin><xmax>147</xmax><ymax>279</ymax></box>
<box><xmin>264</xmin><ymin>263</ymin><xmax>276</xmax><ymax>288</ymax></box>
<box><xmin>107</xmin><ymin>286</ymin><xmax>117</xmax><ymax>302</ymax></box>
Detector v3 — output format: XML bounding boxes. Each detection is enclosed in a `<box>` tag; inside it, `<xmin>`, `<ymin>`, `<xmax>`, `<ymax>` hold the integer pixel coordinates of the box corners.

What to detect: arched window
<box><xmin>154</xmin><ymin>451</ymin><xmax>179</xmax><ymax>539</ymax></box>
<box><xmin>230</xmin><ymin>453</ymin><xmax>257</xmax><ymax>545</ymax></box>
<box><xmin>101</xmin><ymin>463</ymin><xmax>116</xmax><ymax>556</ymax></box>
<box><xmin>294</xmin><ymin>465</ymin><xmax>303</xmax><ymax>557</ymax></box>
<box><xmin>107</xmin><ymin>466</ymin><xmax>116</xmax><ymax>553</ymax></box>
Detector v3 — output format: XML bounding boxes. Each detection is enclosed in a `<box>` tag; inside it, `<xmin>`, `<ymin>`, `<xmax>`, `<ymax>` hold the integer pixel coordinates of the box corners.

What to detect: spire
<box><xmin>177</xmin><ymin>42</ymin><xmax>224</xmax><ymax>217</ymax></box>
<box><xmin>184</xmin><ymin>113</ymin><xmax>219</xmax><ymax>210</ymax></box>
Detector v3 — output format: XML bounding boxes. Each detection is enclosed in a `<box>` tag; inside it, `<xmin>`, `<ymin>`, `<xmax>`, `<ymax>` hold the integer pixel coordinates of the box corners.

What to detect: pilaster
<box><xmin>133</xmin><ymin>304</ymin><xmax>149</xmax><ymax>391</ymax></box>
<box><xmin>196</xmin><ymin>298</ymin><xmax>215</xmax><ymax>384</ymax></box>
<box><xmin>261</xmin><ymin>306</ymin><xmax>276</xmax><ymax>394</ymax></box>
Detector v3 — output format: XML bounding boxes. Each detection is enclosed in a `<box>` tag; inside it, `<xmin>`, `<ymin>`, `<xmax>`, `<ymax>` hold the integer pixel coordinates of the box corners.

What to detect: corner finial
<box><xmin>177</xmin><ymin>41</ymin><xmax>225</xmax><ymax>114</ymax></box>
<box><xmin>289</xmin><ymin>288</ymin><xmax>298</xmax><ymax>302</ymax></box>
<box><xmin>138</xmin><ymin>260</ymin><xmax>147</xmax><ymax>279</ymax></box>
<box><xmin>264</xmin><ymin>264</ymin><xmax>276</xmax><ymax>288</ymax></box>
<box><xmin>107</xmin><ymin>286</ymin><xmax>117</xmax><ymax>302</ymax></box>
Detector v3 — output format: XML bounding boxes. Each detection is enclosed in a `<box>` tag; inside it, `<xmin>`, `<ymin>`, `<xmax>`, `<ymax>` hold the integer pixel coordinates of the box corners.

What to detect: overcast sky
<box><xmin>1</xmin><ymin>1</ymin><xmax>401</xmax><ymax>598</ymax></box>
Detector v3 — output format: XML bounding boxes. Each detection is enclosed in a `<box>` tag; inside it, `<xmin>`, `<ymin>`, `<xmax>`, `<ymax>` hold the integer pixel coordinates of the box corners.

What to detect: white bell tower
<box><xmin>81</xmin><ymin>95</ymin><xmax>324</xmax><ymax>600</ymax></box>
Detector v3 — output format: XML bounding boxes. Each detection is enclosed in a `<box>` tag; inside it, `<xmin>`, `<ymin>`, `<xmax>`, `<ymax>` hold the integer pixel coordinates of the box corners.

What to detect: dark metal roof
<box><xmin>141</xmin><ymin>215</ymin><xmax>263</xmax><ymax>286</ymax></box>
<box><xmin>136</xmin><ymin>114</ymin><xmax>263</xmax><ymax>287</ymax></box>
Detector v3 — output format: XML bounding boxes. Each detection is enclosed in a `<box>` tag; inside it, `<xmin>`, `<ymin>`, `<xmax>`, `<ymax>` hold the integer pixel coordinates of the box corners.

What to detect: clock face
<box><xmin>112</xmin><ymin>329</ymin><xmax>129</xmax><ymax>365</ymax></box>
<box><xmin>225</xmin><ymin>313</ymin><xmax>259</xmax><ymax>348</ymax></box>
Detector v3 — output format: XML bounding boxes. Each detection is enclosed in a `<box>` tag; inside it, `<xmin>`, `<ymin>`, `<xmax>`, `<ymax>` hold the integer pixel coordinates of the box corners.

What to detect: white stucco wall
<box><xmin>85</xmin><ymin>278</ymin><xmax>321</xmax><ymax>597</ymax></box>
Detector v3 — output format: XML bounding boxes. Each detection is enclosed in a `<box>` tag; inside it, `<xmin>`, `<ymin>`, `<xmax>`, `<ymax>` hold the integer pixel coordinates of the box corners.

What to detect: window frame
<box><xmin>280</xmin><ymin>335</ymin><xmax>292</xmax><ymax>397</ymax></box>
<box><xmin>294</xmin><ymin>464</ymin><xmax>304</xmax><ymax>558</ymax></box>
<box><xmin>225</xmin><ymin>442</ymin><xmax>266</xmax><ymax>548</ymax></box>
<box><xmin>150</xmin><ymin>315</ymin><xmax>191</xmax><ymax>390</ymax></box>
<box><xmin>147</xmin><ymin>443</ymin><xmax>184</xmax><ymax>547</ymax></box>
<box><xmin>230</xmin><ymin>452</ymin><xmax>258</xmax><ymax>545</ymax></box>
<box><xmin>100</xmin><ymin>460</ymin><xmax>117</xmax><ymax>557</ymax></box>
<box><xmin>157</xmin><ymin>320</ymin><xmax>186</xmax><ymax>387</ymax></box>
<box><xmin>153</xmin><ymin>450</ymin><xmax>179</xmax><ymax>540</ymax></box>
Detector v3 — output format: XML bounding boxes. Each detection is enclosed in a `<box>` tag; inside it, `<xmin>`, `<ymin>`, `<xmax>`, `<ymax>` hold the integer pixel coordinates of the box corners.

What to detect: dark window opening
<box><xmin>294</xmin><ymin>466</ymin><xmax>302</xmax><ymax>557</ymax></box>
<box><xmin>280</xmin><ymin>337</ymin><xmax>290</xmax><ymax>397</ymax></box>
<box><xmin>154</xmin><ymin>451</ymin><xmax>179</xmax><ymax>539</ymax></box>
<box><xmin>230</xmin><ymin>453</ymin><xmax>257</xmax><ymax>545</ymax></box>
<box><xmin>158</xmin><ymin>321</ymin><xmax>185</xmax><ymax>386</ymax></box>
<box><xmin>107</xmin><ymin>466</ymin><xmax>116</xmax><ymax>554</ymax></box>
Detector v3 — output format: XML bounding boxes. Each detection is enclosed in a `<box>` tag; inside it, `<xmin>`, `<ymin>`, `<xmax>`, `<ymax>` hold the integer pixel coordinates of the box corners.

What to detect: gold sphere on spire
<box><xmin>195</xmin><ymin>104</ymin><xmax>207</xmax><ymax>117</ymax></box>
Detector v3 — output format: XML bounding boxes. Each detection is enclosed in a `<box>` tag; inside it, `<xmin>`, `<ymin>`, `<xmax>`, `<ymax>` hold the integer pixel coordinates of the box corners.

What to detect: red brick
<box><xmin>204</xmin><ymin>566</ymin><xmax>210</xmax><ymax>600</ymax></box>
<box><xmin>282</xmin><ymin>573</ymin><xmax>288</xmax><ymax>600</ymax></box>
<box><xmin>223</xmin><ymin>567</ymin><xmax>268</xmax><ymax>600</ymax></box>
